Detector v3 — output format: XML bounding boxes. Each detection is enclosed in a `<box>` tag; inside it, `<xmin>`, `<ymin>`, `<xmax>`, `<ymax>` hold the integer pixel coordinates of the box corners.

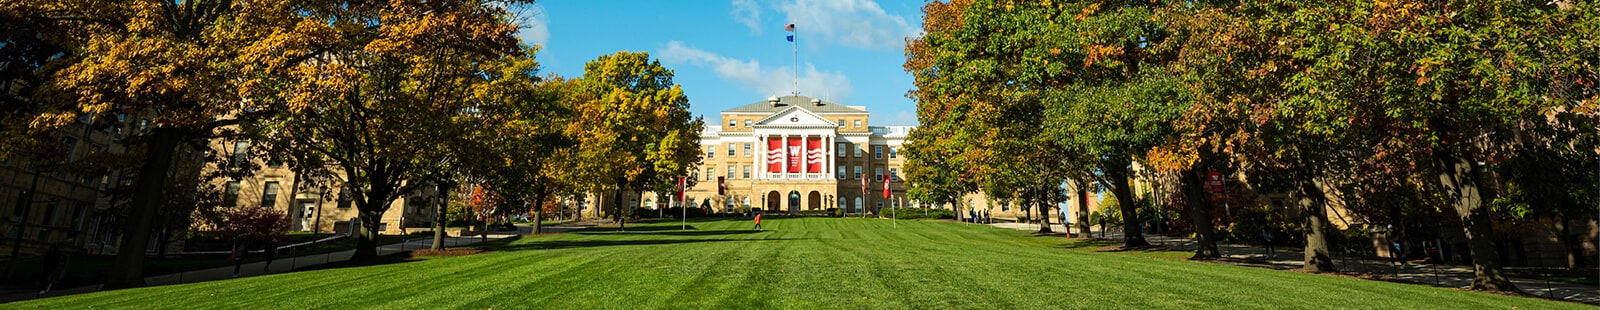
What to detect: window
<box><xmin>64</xmin><ymin>137</ymin><xmax>79</xmax><ymax>162</ymax></box>
<box><xmin>874</xmin><ymin>145</ymin><xmax>883</xmax><ymax>159</ymax></box>
<box><xmin>742</xmin><ymin>165</ymin><xmax>751</xmax><ymax>178</ymax></box>
<box><xmin>267</xmin><ymin>153</ymin><xmax>283</xmax><ymax>168</ymax></box>
<box><xmin>40</xmin><ymin>202</ymin><xmax>58</xmax><ymax>228</ymax></box>
<box><xmin>837</xmin><ymin>166</ymin><xmax>846</xmax><ymax>179</ymax></box>
<box><xmin>890</xmin><ymin>168</ymin><xmax>899</xmax><ymax>181</ymax></box>
<box><xmin>729</xmin><ymin>119</ymin><xmax>736</xmax><ymax>127</ymax></box>
<box><xmin>232</xmin><ymin>141</ymin><xmax>249</xmax><ymax>166</ymax></box>
<box><xmin>707</xmin><ymin>146</ymin><xmax>715</xmax><ymax>159</ymax></box>
<box><xmin>890</xmin><ymin>147</ymin><xmax>898</xmax><ymax>158</ymax></box>
<box><xmin>728</xmin><ymin>143</ymin><xmax>735</xmax><ymax>156</ymax></box>
<box><xmin>337</xmin><ymin>189</ymin><xmax>352</xmax><ymax>209</ymax></box>
<box><xmin>837</xmin><ymin>119</ymin><xmax>844</xmax><ymax>126</ymax></box>
<box><xmin>225</xmin><ymin>181</ymin><xmax>241</xmax><ymax>206</ymax></box>
<box><xmin>853</xmin><ymin>144</ymin><xmax>862</xmax><ymax>157</ymax></box>
<box><xmin>853</xmin><ymin>166</ymin><xmax>862</xmax><ymax>179</ymax></box>
<box><xmin>706</xmin><ymin>168</ymin><xmax>715</xmax><ymax>181</ymax></box>
<box><xmin>854</xmin><ymin>197</ymin><xmax>863</xmax><ymax>212</ymax></box>
<box><xmin>744</xmin><ymin>120</ymin><xmax>752</xmax><ymax>127</ymax></box>
<box><xmin>875</xmin><ymin>168</ymin><xmax>883</xmax><ymax>180</ymax></box>
<box><xmin>744</xmin><ymin>143</ymin><xmax>752</xmax><ymax>156</ymax></box>
<box><xmin>262</xmin><ymin>181</ymin><xmax>280</xmax><ymax>208</ymax></box>
<box><xmin>837</xmin><ymin>143</ymin><xmax>847</xmax><ymax>157</ymax></box>
<box><xmin>854</xmin><ymin>120</ymin><xmax>861</xmax><ymax>128</ymax></box>
<box><xmin>839</xmin><ymin>197</ymin><xmax>847</xmax><ymax>210</ymax></box>
<box><xmin>727</xmin><ymin>166</ymin><xmax>735</xmax><ymax>179</ymax></box>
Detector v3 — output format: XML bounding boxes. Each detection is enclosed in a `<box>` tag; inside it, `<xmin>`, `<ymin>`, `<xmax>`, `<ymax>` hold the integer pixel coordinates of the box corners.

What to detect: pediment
<box><xmin>753</xmin><ymin>106</ymin><xmax>837</xmax><ymax>128</ymax></box>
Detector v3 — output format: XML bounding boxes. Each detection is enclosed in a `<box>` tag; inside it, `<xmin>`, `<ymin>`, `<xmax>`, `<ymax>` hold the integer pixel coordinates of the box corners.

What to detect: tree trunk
<box><xmin>104</xmin><ymin>128</ymin><xmax>184</xmax><ymax>289</ymax></box>
<box><xmin>431</xmin><ymin>182</ymin><xmax>450</xmax><ymax>251</ymax></box>
<box><xmin>613</xmin><ymin>185</ymin><xmax>627</xmax><ymax>232</ymax></box>
<box><xmin>1036</xmin><ymin>188</ymin><xmax>1053</xmax><ymax>234</ymax></box>
<box><xmin>533</xmin><ymin>189</ymin><xmax>548</xmax><ymax>235</ymax></box>
<box><xmin>1557</xmin><ymin>218</ymin><xmax>1585</xmax><ymax>270</ymax></box>
<box><xmin>1075</xmin><ymin>178</ymin><xmax>1092</xmax><ymax>238</ymax></box>
<box><xmin>1105</xmin><ymin>161</ymin><xmax>1149</xmax><ymax>247</ymax></box>
<box><xmin>1437</xmin><ymin>148</ymin><xmax>1517</xmax><ymax>291</ymax></box>
<box><xmin>1183</xmin><ymin>168</ymin><xmax>1220</xmax><ymax>259</ymax></box>
<box><xmin>352</xmin><ymin>179</ymin><xmax>395</xmax><ymax>260</ymax></box>
<box><xmin>1295</xmin><ymin>170</ymin><xmax>1337</xmax><ymax>272</ymax></box>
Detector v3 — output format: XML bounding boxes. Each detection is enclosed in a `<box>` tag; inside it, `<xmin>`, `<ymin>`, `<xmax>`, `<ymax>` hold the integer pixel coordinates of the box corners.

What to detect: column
<box><xmin>781</xmin><ymin>134</ymin><xmax>789</xmax><ymax>180</ymax></box>
<box><xmin>825</xmin><ymin>135</ymin><xmax>833</xmax><ymax>180</ymax></box>
<box><xmin>757</xmin><ymin>135</ymin><xmax>765</xmax><ymax>180</ymax></box>
<box><xmin>801</xmin><ymin>134</ymin><xmax>810</xmax><ymax>180</ymax></box>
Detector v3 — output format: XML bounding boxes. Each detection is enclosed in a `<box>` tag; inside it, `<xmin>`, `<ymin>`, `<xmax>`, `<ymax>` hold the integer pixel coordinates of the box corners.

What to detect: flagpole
<box><xmin>792</xmin><ymin>24</ymin><xmax>798</xmax><ymax>97</ymax></box>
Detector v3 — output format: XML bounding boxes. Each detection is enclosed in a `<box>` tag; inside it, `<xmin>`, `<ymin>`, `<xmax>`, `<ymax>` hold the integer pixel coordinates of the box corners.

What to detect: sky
<box><xmin>509</xmin><ymin>0</ymin><xmax>925</xmax><ymax>126</ymax></box>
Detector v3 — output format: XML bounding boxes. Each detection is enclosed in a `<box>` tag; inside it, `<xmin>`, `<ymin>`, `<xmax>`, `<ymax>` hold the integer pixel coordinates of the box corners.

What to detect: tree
<box><xmin>566</xmin><ymin>51</ymin><xmax>702</xmax><ymax>232</ymax></box>
<box><xmin>459</xmin><ymin>48</ymin><xmax>577</xmax><ymax>236</ymax></box>
<box><xmin>5</xmin><ymin>0</ymin><xmax>333</xmax><ymax>288</ymax></box>
<box><xmin>260</xmin><ymin>0</ymin><xmax>524</xmax><ymax>260</ymax></box>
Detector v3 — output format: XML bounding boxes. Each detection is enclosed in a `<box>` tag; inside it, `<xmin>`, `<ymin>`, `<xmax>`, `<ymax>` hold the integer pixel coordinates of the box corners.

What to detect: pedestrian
<box><xmin>753</xmin><ymin>213</ymin><xmax>763</xmax><ymax>231</ymax></box>
<box><xmin>1261</xmin><ymin>228</ymin><xmax>1275</xmax><ymax>256</ymax></box>
<box><xmin>263</xmin><ymin>237</ymin><xmax>279</xmax><ymax>272</ymax></box>
<box><xmin>231</xmin><ymin>243</ymin><xmax>245</xmax><ymax>278</ymax></box>
<box><xmin>38</xmin><ymin>245</ymin><xmax>62</xmax><ymax>295</ymax></box>
<box><xmin>968</xmin><ymin>209</ymin><xmax>977</xmax><ymax>223</ymax></box>
<box><xmin>983</xmin><ymin>210</ymin><xmax>990</xmax><ymax>224</ymax></box>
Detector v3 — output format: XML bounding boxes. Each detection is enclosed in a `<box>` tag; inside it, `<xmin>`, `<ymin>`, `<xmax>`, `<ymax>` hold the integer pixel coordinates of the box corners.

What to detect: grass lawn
<box><xmin>8</xmin><ymin>232</ymin><xmax>431</xmax><ymax>289</ymax></box>
<box><xmin>7</xmin><ymin>218</ymin><xmax>1587</xmax><ymax>309</ymax></box>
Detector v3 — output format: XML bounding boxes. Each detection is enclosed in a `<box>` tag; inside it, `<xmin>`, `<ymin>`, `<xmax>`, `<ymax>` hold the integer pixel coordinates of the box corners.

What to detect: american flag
<box><xmin>785</xmin><ymin>23</ymin><xmax>795</xmax><ymax>32</ymax></box>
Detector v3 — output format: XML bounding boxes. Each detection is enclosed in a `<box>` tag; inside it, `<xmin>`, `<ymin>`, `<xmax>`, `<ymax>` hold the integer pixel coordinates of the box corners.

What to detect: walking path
<box><xmin>4</xmin><ymin>225</ymin><xmax>585</xmax><ymax>304</ymax></box>
<box><xmin>987</xmin><ymin>222</ymin><xmax>1600</xmax><ymax>305</ymax></box>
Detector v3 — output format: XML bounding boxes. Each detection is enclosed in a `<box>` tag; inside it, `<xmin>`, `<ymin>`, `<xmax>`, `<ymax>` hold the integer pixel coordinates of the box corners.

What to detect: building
<box><xmin>204</xmin><ymin>138</ymin><xmax>436</xmax><ymax>236</ymax></box>
<box><xmin>1</xmin><ymin>113</ymin><xmax>180</xmax><ymax>258</ymax></box>
<box><xmin>623</xmin><ymin>95</ymin><xmax>910</xmax><ymax>215</ymax></box>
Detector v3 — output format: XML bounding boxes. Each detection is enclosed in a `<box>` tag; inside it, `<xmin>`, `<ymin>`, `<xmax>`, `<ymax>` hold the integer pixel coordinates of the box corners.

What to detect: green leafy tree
<box><xmin>566</xmin><ymin>51</ymin><xmax>702</xmax><ymax>232</ymax></box>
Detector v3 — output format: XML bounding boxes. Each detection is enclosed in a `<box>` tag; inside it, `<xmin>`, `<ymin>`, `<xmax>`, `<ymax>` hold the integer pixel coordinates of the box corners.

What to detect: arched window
<box><xmin>854</xmin><ymin>197</ymin><xmax>863</xmax><ymax>212</ymax></box>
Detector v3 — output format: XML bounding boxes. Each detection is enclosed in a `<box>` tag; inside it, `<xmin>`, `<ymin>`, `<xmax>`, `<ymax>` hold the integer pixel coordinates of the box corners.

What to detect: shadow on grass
<box><xmin>577</xmin><ymin>225</ymin><xmax>702</xmax><ymax>233</ymax></box>
<box><xmin>491</xmin><ymin>237</ymin><xmax>794</xmax><ymax>252</ymax></box>
<box><xmin>1055</xmin><ymin>239</ymin><xmax>1123</xmax><ymax>250</ymax></box>
<box><xmin>293</xmin><ymin>252</ymin><xmax>421</xmax><ymax>272</ymax></box>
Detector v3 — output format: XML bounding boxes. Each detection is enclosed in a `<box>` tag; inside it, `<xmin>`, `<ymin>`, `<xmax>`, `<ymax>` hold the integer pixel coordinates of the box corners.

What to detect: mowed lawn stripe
<box><xmin>7</xmin><ymin>217</ymin><xmax>1590</xmax><ymax>309</ymax></box>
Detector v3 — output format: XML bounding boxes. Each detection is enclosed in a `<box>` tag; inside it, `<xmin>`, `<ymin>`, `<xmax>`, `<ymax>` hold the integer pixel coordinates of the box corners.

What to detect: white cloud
<box><xmin>731</xmin><ymin>0</ymin><xmax>763</xmax><ymax>35</ymax></box>
<box><xmin>777</xmin><ymin>0</ymin><xmax>917</xmax><ymax>51</ymax></box>
<box><xmin>511</xmin><ymin>4</ymin><xmax>551</xmax><ymax>48</ymax></box>
<box><xmin>660</xmin><ymin>40</ymin><xmax>854</xmax><ymax>101</ymax></box>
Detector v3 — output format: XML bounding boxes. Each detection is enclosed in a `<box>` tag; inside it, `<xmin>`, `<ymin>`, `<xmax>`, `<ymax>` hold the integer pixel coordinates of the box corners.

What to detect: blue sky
<box><xmin>510</xmin><ymin>0</ymin><xmax>925</xmax><ymax>126</ymax></box>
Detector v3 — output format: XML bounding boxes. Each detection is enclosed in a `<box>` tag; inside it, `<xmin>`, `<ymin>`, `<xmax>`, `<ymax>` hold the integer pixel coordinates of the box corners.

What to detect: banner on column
<box><xmin>787</xmin><ymin>138</ymin><xmax>803</xmax><ymax>173</ymax></box>
<box><xmin>767</xmin><ymin>138</ymin><xmax>783</xmax><ymax>173</ymax></box>
<box><xmin>806</xmin><ymin>138</ymin><xmax>823</xmax><ymax>173</ymax></box>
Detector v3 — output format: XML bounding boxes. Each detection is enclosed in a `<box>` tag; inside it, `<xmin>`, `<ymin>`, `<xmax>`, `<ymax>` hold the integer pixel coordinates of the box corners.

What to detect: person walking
<box><xmin>38</xmin><ymin>245</ymin><xmax>62</xmax><ymax>295</ymax></box>
<box><xmin>263</xmin><ymin>237</ymin><xmax>279</xmax><ymax>272</ymax></box>
<box><xmin>753</xmin><ymin>213</ymin><xmax>763</xmax><ymax>231</ymax></box>
<box><xmin>231</xmin><ymin>243</ymin><xmax>245</xmax><ymax>278</ymax></box>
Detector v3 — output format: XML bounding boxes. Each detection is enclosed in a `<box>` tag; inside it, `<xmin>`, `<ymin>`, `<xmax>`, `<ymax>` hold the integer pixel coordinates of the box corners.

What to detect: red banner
<box><xmin>787</xmin><ymin>138</ymin><xmax>803</xmax><ymax>173</ymax></box>
<box><xmin>806</xmin><ymin>138</ymin><xmax>823</xmax><ymax>173</ymax></box>
<box><xmin>767</xmin><ymin>138</ymin><xmax>783</xmax><ymax>173</ymax></box>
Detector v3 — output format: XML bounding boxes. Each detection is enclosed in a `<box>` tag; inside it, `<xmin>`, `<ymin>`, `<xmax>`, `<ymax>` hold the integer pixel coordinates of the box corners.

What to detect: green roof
<box><xmin>722</xmin><ymin>95</ymin><xmax>867</xmax><ymax>114</ymax></box>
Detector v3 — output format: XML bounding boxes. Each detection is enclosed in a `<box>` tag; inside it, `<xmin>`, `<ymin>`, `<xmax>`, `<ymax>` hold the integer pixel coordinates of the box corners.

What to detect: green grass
<box><xmin>7</xmin><ymin>218</ymin><xmax>1587</xmax><ymax>309</ymax></box>
<box><xmin>9</xmin><ymin>232</ymin><xmax>430</xmax><ymax>289</ymax></box>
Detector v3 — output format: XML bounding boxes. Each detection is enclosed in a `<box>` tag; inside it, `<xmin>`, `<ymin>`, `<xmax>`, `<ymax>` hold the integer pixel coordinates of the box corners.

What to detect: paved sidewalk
<box><xmin>987</xmin><ymin>222</ymin><xmax>1600</xmax><ymax>305</ymax></box>
<box><xmin>3</xmin><ymin>226</ymin><xmax>585</xmax><ymax>304</ymax></box>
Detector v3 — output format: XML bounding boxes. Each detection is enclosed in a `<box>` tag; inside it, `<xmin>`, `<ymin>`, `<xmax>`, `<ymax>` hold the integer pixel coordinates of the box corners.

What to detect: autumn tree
<box><xmin>460</xmin><ymin>48</ymin><xmax>577</xmax><ymax>236</ymax></box>
<box><xmin>258</xmin><ymin>0</ymin><xmax>525</xmax><ymax>260</ymax></box>
<box><xmin>566</xmin><ymin>51</ymin><xmax>702</xmax><ymax>232</ymax></box>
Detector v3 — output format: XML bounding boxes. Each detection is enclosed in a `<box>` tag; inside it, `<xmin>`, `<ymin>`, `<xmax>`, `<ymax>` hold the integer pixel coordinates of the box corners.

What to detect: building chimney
<box><xmin>768</xmin><ymin>96</ymin><xmax>780</xmax><ymax>107</ymax></box>
<box><xmin>811</xmin><ymin>98</ymin><xmax>822</xmax><ymax>106</ymax></box>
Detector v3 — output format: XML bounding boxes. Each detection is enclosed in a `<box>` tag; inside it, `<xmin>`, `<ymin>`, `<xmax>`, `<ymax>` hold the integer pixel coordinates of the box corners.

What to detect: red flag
<box><xmin>676</xmin><ymin>177</ymin><xmax>686</xmax><ymax>201</ymax></box>
<box><xmin>882</xmin><ymin>175</ymin><xmax>891</xmax><ymax>198</ymax></box>
<box><xmin>860</xmin><ymin>175</ymin><xmax>866</xmax><ymax>194</ymax></box>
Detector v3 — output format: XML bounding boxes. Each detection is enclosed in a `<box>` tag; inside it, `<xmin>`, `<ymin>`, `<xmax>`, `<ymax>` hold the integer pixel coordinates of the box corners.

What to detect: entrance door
<box><xmin>766</xmin><ymin>191</ymin><xmax>780</xmax><ymax>212</ymax></box>
<box><xmin>787</xmin><ymin>191</ymin><xmax>800</xmax><ymax>215</ymax></box>
<box><xmin>299</xmin><ymin>201</ymin><xmax>315</xmax><ymax>231</ymax></box>
<box><xmin>807</xmin><ymin>191</ymin><xmax>821</xmax><ymax>210</ymax></box>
